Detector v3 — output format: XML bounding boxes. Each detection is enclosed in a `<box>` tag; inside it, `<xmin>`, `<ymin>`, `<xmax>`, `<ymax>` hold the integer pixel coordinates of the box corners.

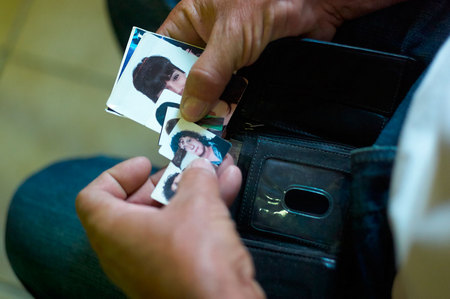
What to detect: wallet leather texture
<box><xmin>231</xmin><ymin>37</ymin><xmax>421</xmax><ymax>147</ymax></box>
<box><xmin>226</xmin><ymin>37</ymin><xmax>421</xmax><ymax>298</ymax></box>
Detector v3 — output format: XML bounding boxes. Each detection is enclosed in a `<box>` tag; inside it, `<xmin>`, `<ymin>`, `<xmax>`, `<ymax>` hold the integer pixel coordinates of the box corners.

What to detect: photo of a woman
<box><xmin>133</xmin><ymin>56</ymin><xmax>186</xmax><ymax>102</ymax></box>
<box><xmin>170</xmin><ymin>130</ymin><xmax>225</xmax><ymax>165</ymax></box>
<box><xmin>133</xmin><ymin>55</ymin><xmax>246</xmax><ymax>125</ymax></box>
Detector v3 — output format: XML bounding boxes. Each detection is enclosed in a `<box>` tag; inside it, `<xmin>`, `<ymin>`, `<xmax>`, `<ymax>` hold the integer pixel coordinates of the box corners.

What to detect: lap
<box><xmin>5</xmin><ymin>156</ymin><xmax>125</xmax><ymax>298</ymax></box>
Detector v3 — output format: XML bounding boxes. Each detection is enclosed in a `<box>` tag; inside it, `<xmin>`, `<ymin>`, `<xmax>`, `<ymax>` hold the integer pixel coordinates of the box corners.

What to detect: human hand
<box><xmin>76</xmin><ymin>157</ymin><xmax>264</xmax><ymax>298</ymax></box>
<box><xmin>157</xmin><ymin>0</ymin><xmax>406</xmax><ymax>122</ymax></box>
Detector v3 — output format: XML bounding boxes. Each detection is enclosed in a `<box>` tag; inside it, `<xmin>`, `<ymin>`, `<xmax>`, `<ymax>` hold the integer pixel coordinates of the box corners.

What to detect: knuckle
<box><xmin>75</xmin><ymin>186</ymin><xmax>104</xmax><ymax>225</ymax></box>
<box><xmin>190</xmin><ymin>65</ymin><xmax>228</xmax><ymax>89</ymax></box>
<box><xmin>75</xmin><ymin>187</ymin><xmax>90</xmax><ymax>216</ymax></box>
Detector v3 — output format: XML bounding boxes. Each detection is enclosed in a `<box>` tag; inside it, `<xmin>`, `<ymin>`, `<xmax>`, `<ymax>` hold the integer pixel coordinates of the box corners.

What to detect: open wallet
<box><xmin>225</xmin><ymin>37</ymin><xmax>422</xmax><ymax>298</ymax></box>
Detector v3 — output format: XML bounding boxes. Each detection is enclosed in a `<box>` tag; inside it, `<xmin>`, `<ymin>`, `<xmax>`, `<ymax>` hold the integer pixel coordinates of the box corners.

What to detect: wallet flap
<box><xmin>232</xmin><ymin>38</ymin><xmax>420</xmax><ymax>146</ymax></box>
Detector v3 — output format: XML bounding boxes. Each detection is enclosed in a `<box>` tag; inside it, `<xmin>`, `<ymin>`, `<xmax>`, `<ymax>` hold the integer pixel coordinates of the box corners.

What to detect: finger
<box><xmin>171</xmin><ymin>158</ymin><xmax>220</xmax><ymax>206</ymax></box>
<box><xmin>76</xmin><ymin>157</ymin><xmax>152</xmax><ymax>218</ymax></box>
<box><xmin>216</xmin><ymin>154</ymin><xmax>235</xmax><ymax>177</ymax></box>
<box><xmin>89</xmin><ymin>157</ymin><xmax>152</xmax><ymax>200</ymax></box>
<box><xmin>218</xmin><ymin>165</ymin><xmax>242</xmax><ymax>207</ymax></box>
<box><xmin>126</xmin><ymin>178</ymin><xmax>162</xmax><ymax>208</ymax></box>
<box><xmin>150</xmin><ymin>166</ymin><xmax>168</xmax><ymax>186</ymax></box>
<box><xmin>180</xmin><ymin>46</ymin><xmax>235</xmax><ymax>122</ymax></box>
<box><xmin>156</xmin><ymin>3</ymin><xmax>207</xmax><ymax>47</ymax></box>
<box><xmin>179</xmin><ymin>13</ymin><xmax>249</xmax><ymax>121</ymax></box>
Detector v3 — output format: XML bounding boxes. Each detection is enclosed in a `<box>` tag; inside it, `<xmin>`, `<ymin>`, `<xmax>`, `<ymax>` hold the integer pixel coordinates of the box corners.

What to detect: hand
<box><xmin>157</xmin><ymin>0</ymin><xmax>406</xmax><ymax>122</ymax></box>
<box><xmin>76</xmin><ymin>157</ymin><xmax>264</xmax><ymax>298</ymax></box>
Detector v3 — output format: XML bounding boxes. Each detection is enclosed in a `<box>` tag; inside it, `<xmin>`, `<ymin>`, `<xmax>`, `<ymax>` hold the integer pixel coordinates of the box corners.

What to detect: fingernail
<box><xmin>181</xmin><ymin>96</ymin><xmax>209</xmax><ymax>121</ymax></box>
<box><xmin>187</xmin><ymin>158</ymin><xmax>216</xmax><ymax>174</ymax></box>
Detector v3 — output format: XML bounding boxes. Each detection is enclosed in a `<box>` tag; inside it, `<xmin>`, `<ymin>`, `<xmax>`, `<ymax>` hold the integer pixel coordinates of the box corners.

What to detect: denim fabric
<box><xmin>346</xmin><ymin>147</ymin><xmax>398</xmax><ymax>299</ymax></box>
<box><xmin>6</xmin><ymin>0</ymin><xmax>450</xmax><ymax>297</ymax></box>
<box><xmin>341</xmin><ymin>4</ymin><xmax>449</xmax><ymax>293</ymax></box>
<box><xmin>5</xmin><ymin>156</ymin><xmax>126</xmax><ymax>298</ymax></box>
<box><xmin>375</xmin><ymin>70</ymin><xmax>427</xmax><ymax>147</ymax></box>
<box><xmin>333</xmin><ymin>0</ymin><xmax>450</xmax><ymax>66</ymax></box>
<box><xmin>341</xmin><ymin>59</ymin><xmax>432</xmax><ymax>298</ymax></box>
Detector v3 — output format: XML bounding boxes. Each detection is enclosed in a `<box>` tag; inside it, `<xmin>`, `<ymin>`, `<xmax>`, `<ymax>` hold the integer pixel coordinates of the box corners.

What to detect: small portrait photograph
<box><xmin>158</xmin><ymin>106</ymin><xmax>182</xmax><ymax>146</ymax></box>
<box><xmin>145</xmin><ymin>68</ymin><xmax>245</xmax><ymax>133</ymax></box>
<box><xmin>106</xmin><ymin>32</ymin><xmax>198</xmax><ymax>132</ymax></box>
<box><xmin>151</xmin><ymin>162</ymin><xmax>184</xmax><ymax>205</ymax></box>
<box><xmin>159</xmin><ymin>107</ymin><xmax>224</xmax><ymax>147</ymax></box>
<box><xmin>113</xmin><ymin>27</ymin><xmax>203</xmax><ymax>88</ymax></box>
<box><xmin>210</xmin><ymin>74</ymin><xmax>248</xmax><ymax>127</ymax></box>
<box><xmin>154</xmin><ymin>90</ymin><xmax>182</xmax><ymax>133</ymax></box>
<box><xmin>159</xmin><ymin>119</ymin><xmax>231</xmax><ymax>165</ymax></box>
<box><xmin>132</xmin><ymin>55</ymin><xmax>188</xmax><ymax>103</ymax></box>
<box><xmin>115</xmin><ymin>26</ymin><xmax>147</xmax><ymax>84</ymax></box>
<box><xmin>152</xmin><ymin>150</ymin><xmax>203</xmax><ymax>204</ymax></box>
<box><xmin>109</xmin><ymin>26</ymin><xmax>148</xmax><ymax>117</ymax></box>
<box><xmin>172</xmin><ymin>149</ymin><xmax>200</xmax><ymax>170</ymax></box>
<box><xmin>150</xmin><ymin>72</ymin><xmax>248</xmax><ymax>130</ymax></box>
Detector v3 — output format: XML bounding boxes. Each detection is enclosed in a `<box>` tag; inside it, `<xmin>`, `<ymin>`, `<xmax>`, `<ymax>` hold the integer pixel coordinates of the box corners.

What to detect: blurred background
<box><xmin>0</xmin><ymin>0</ymin><xmax>166</xmax><ymax>297</ymax></box>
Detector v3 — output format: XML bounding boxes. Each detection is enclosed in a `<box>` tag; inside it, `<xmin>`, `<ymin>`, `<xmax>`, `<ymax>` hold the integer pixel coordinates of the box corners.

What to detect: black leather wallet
<box><xmin>225</xmin><ymin>37</ymin><xmax>420</xmax><ymax>298</ymax></box>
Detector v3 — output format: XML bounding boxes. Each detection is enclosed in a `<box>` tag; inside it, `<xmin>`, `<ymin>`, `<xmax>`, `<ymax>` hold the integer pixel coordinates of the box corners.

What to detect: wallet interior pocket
<box><xmin>243</xmin><ymin>238</ymin><xmax>338</xmax><ymax>299</ymax></box>
<box><xmin>236</xmin><ymin>135</ymin><xmax>352</xmax><ymax>253</ymax></box>
<box><xmin>231</xmin><ymin>134</ymin><xmax>353</xmax><ymax>297</ymax></box>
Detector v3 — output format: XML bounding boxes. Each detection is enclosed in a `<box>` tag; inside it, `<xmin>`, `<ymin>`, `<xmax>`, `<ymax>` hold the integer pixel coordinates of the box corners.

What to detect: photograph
<box><xmin>158</xmin><ymin>105</ymin><xmax>182</xmax><ymax>146</ymax></box>
<box><xmin>171</xmin><ymin>149</ymin><xmax>200</xmax><ymax>169</ymax></box>
<box><xmin>106</xmin><ymin>32</ymin><xmax>198</xmax><ymax>132</ymax></box>
<box><xmin>154</xmin><ymin>89</ymin><xmax>182</xmax><ymax>129</ymax></box>
<box><xmin>116</xmin><ymin>26</ymin><xmax>147</xmax><ymax>83</ymax></box>
<box><xmin>106</xmin><ymin>27</ymin><xmax>248</xmax><ymax>134</ymax></box>
<box><xmin>158</xmin><ymin>106</ymin><xmax>224</xmax><ymax>147</ymax></box>
<box><xmin>114</xmin><ymin>27</ymin><xmax>203</xmax><ymax>86</ymax></box>
<box><xmin>151</xmin><ymin>162</ymin><xmax>182</xmax><ymax>205</ymax></box>
<box><xmin>151</xmin><ymin>150</ymin><xmax>202</xmax><ymax>205</ymax></box>
<box><xmin>159</xmin><ymin>119</ymin><xmax>231</xmax><ymax>165</ymax></box>
<box><xmin>210</xmin><ymin>74</ymin><xmax>248</xmax><ymax>126</ymax></box>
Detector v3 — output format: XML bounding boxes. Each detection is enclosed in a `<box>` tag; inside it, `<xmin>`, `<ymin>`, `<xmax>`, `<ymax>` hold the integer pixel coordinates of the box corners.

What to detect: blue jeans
<box><xmin>6</xmin><ymin>0</ymin><xmax>450</xmax><ymax>297</ymax></box>
<box><xmin>5</xmin><ymin>156</ymin><xmax>126</xmax><ymax>298</ymax></box>
<box><xmin>343</xmin><ymin>72</ymin><xmax>424</xmax><ymax>298</ymax></box>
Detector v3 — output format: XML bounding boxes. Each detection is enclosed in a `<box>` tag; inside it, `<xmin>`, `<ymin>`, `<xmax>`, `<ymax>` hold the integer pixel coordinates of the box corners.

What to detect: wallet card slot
<box><xmin>237</xmin><ymin>135</ymin><xmax>351</xmax><ymax>253</ymax></box>
<box><xmin>243</xmin><ymin>238</ymin><xmax>338</xmax><ymax>298</ymax></box>
<box><xmin>233</xmin><ymin>38</ymin><xmax>420</xmax><ymax>147</ymax></box>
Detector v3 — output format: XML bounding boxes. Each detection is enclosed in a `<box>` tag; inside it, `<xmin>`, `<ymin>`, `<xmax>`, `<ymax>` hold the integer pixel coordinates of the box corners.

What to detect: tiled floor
<box><xmin>0</xmin><ymin>0</ymin><xmax>166</xmax><ymax>297</ymax></box>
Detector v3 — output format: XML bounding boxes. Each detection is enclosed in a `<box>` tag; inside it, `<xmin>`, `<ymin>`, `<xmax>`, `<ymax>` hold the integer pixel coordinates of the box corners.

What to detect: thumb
<box><xmin>180</xmin><ymin>34</ymin><xmax>240</xmax><ymax>122</ymax></box>
<box><xmin>171</xmin><ymin>158</ymin><xmax>222</xmax><ymax>206</ymax></box>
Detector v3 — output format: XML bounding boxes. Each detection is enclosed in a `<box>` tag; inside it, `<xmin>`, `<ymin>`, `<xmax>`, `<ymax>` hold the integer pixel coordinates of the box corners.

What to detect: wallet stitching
<box><xmin>242</xmin><ymin>135</ymin><xmax>350</xmax><ymax>220</ymax></box>
<box><xmin>261</xmin><ymin>137</ymin><xmax>349</xmax><ymax>158</ymax></box>
<box><xmin>262</xmin><ymin>135</ymin><xmax>353</xmax><ymax>153</ymax></box>
<box><xmin>239</xmin><ymin>137</ymin><xmax>264</xmax><ymax>226</ymax></box>
<box><xmin>251</xmin><ymin>220</ymin><xmax>332</xmax><ymax>250</ymax></box>
<box><xmin>241</xmin><ymin>136</ymin><xmax>348</xmax><ymax>250</ymax></box>
<box><xmin>246</xmin><ymin>244</ymin><xmax>331</xmax><ymax>264</ymax></box>
<box><xmin>260</xmin><ymin>138</ymin><xmax>350</xmax><ymax>173</ymax></box>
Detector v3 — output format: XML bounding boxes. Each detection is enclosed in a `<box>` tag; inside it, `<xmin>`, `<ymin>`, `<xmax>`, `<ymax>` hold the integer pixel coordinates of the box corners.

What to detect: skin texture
<box><xmin>156</xmin><ymin>0</ymin><xmax>407</xmax><ymax>121</ymax></box>
<box><xmin>78</xmin><ymin>0</ymin><xmax>408</xmax><ymax>297</ymax></box>
<box><xmin>76</xmin><ymin>156</ymin><xmax>263</xmax><ymax>298</ymax></box>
